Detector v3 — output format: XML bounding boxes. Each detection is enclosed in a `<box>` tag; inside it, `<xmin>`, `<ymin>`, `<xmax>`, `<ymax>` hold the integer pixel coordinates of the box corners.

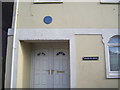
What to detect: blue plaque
<box><xmin>44</xmin><ymin>16</ymin><xmax>52</xmax><ymax>24</ymax></box>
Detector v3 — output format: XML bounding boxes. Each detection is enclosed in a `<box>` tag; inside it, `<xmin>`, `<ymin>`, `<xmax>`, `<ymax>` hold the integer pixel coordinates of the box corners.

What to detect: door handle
<box><xmin>47</xmin><ymin>70</ymin><xmax>51</xmax><ymax>75</ymax></box>
<box><xmin>47</xmin><ymin>70</ymin><xmax>54</xmax><ymax>75</ymax></box>
<box><xmin>51</xmin><ymin>70</ymin><xmax>54</xmax><ymax>75</ymax></box>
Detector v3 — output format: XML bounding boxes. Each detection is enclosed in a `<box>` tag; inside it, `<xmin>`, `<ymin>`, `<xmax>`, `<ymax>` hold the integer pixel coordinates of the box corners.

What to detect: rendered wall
<box><xmin>17</xmin><ymin>41</ymin><xmax>31</xmax><ymax>88</ymax></box>
<box><xmin>17</xmin><ymin>2</ymin><xmax>118</xmax><ymax>28</ymax></box>
<box><xmin>8</xmin><ymin>0</ymin><xmax>119</xmax><ymax>88</ymax></box>
<box><xmin>75</xmin><ymin>35</ymin><xmax>118</xmax><ymax>88</ymax></box>
<box><xmin>5</xmin><ymin>36</ymin><xmax>13</xmax><ymax>88</ymax></box>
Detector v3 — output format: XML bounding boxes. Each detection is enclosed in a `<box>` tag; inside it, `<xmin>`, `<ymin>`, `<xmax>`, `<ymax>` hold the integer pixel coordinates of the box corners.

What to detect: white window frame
<box><xmin>33</xmin><ymin>0</ymin><xmax>63</xmax><ymax>3</ymax></box>
<box><xmin>100</xmin><ymin>0</ymin><xmax>120</xmax><ymax>3</ymax></box>
<box><xmin>106</xmin><ymin>36</ymin><xmax>120</xmax><ymax>78</ymax></box>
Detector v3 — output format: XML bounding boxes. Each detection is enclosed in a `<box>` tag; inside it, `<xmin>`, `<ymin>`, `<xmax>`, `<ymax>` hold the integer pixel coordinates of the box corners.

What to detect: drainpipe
<box><xmin>10</xmin><ymin>0</ymin><xmax>19</xmax><ymax>88</ymax></box>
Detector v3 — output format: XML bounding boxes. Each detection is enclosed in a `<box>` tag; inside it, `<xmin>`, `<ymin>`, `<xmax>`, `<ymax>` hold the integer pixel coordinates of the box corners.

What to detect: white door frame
<box><xmin>30</xmin><ymin>42</ymin><xmax>70</xmax><ymax>88</ymax></box>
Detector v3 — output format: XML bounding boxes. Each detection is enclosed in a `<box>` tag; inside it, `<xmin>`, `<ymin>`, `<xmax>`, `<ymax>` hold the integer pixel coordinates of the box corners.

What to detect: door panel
<box><xmin>32</xmin><ymin>46</ymin><xmax>70</xmax><ymax>88</ymax></box>
<box><xmin>53</xmin><ymin>48</ymin><xmax>70</xmax><ymax>88</ymax></box>
<box><xmin>33</xmin><ymin>49</ymin><xmax>53</xmax><ymax>88</ymax></box>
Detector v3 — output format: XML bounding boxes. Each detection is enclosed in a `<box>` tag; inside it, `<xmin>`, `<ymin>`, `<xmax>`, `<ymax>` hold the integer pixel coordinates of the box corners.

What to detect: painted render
<box><xmin>5</xmin><ymin>0</ymin><xmax>119</xmax><ymax>88</ymax></box>
<box><xmin>75</xmin><ymin>35</ymin><xmax>118</xmax><ymax>88</ymax></box>
<box><xmin>5</xmin><ymin>36</ymin><xmax>13</xmax><ymax>88</ymax></box>
<box><xmin>17</xmin><ymin>2</ymin><xmax>118</xmax><ymax>28</ymax></box>
<box><xmin>17</xmin><ymin>41</ymin><xmax>31</xmax><ymax>88</ymax></box>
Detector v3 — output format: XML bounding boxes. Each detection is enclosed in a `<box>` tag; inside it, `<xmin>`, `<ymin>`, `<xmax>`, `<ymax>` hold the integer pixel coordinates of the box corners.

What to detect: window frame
<box><xmin>33</xmin><ymin>0</ymin><xmax>63</xmax><ymax>3</ymax></box>
<box><xmin>106</xmin><ymin>35</ymin><xmax>120</xmax><ymax>78</ymax></box>
<box><xmin>100</xmin><ymin>0</ymin><xmax>120</xmax><ymax>3</ymax></box>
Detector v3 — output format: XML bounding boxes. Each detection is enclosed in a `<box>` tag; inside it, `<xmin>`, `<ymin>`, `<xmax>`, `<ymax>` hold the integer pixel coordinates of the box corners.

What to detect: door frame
<box><xmin>30</xmin><ymin>41</ymin><xmax>70</xmax><ymax>88</ymax></box>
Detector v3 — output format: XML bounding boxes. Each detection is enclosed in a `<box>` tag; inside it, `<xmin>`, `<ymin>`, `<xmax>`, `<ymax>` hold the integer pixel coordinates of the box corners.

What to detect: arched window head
<box><xmin>108</xmin><ymin>35</ymin><xmax>120</xmax><ymax>71</ymax></box>
<box><xmin>108</xmin><ymin>35</ymin><xmax>120</xmax><ymax>43</ymax></box>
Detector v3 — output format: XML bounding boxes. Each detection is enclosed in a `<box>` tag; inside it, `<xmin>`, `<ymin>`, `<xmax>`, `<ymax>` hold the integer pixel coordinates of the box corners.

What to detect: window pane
<box><xmin>108</xmin><ymin>35</ymin><xmax>120</xmax><ymax>43</ymax></box>
<box><xmin>109</xmin><ymin>47</ymin><xmax>120</xmax><ymax>71</ymax></box>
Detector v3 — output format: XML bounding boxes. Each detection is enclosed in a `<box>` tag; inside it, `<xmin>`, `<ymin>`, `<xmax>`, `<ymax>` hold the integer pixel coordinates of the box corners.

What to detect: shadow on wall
<box><xmin>2</xmin><ymin>2</ymin><xmax>14</xmax><ymax>89</ymax></box>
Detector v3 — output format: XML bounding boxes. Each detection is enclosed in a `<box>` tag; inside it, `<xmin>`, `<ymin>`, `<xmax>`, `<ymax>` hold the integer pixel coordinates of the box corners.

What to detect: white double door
<box><xmin>31</xmin><ymin>46</ymin><xmax>70</xmax><ymax>88</ymax></box>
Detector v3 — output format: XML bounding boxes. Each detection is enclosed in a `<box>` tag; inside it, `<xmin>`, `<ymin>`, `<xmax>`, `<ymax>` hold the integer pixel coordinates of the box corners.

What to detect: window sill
<box><xmin>100</xmin><ymin>0</ymin><xmax>120</xmax><ymax>3</ymax></box>
<box><xmin>107</xmin><ymin>71</ymin><xmax>120</xmax><ymax>79</ymax></box>
<box><xmin>33</xmin><ymin>0</ymin><xmax>63</xmax><ymax>3</ymax></box>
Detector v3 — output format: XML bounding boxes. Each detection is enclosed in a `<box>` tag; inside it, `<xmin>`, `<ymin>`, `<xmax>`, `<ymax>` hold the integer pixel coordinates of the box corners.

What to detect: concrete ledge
<box><xmin>8</xmin><ymin>28</ymin><xmax>14</xmax><ymax>36</ymax></box>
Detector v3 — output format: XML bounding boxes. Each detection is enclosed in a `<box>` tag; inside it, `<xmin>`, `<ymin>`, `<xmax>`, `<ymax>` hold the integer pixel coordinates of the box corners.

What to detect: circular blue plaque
<box><xmin>44</xmin><ymin>16</ymin><xmax>52</xmax><ymax>24</ymax></box>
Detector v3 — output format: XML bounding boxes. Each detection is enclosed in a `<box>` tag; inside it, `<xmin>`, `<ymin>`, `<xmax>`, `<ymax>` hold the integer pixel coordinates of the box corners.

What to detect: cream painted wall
<box><xmin>8</xmin><ymin>0</ymin><xmax>119</xmax><ymax>88</ymax></box>
<box><xmin>5</xmin><ymin>36</ymin><xmax>13</xmax><ymax>88</ymax></box>
<box><xmin>75</xmin><ymin>35</ymin><xmax>118</xmax><ymax>88</ymax></box>
<box><xmin>17</xmin><ymin>41</ymin><xmax>31</xmax><ymax>88</ymax></box>
<box><xmin>17</xmin><ymin>2</ymin><xmax>118</xmax><ymax>28</ymax></box>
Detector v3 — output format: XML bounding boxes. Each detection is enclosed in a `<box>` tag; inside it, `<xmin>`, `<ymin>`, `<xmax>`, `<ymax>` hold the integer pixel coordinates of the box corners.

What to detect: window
<box><xmin>33</xmin><ymin>0</ymin><xmax>63</xmax><ymax>3</ymax></box>
<box><xmin>107</xmin><ymin>35</ymin><xmax>120</xmax><ymax>78</ymax></box>
<box><xmin>100</xmin><ymin>0</ymin><xmax>120</xmax><ymax>3</ymax></box>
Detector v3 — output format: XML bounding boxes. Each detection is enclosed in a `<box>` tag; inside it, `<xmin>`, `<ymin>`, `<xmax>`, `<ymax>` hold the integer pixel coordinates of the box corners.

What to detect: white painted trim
<box><xmin>11</xmin><ymin>28</ymin><xmax>119</xmax><ymax>88</ymax></box>
<box><xmin>100</xmin><ymin>0</ymin><xmax>120</xmax><ymax>3</ymax></box>
<box><xmin>103</xmin><ymin>34</ymin><xmax>120</xmax><ymax>78</ymax></box>
<box><xmin>11</xmin><ymin>0</ymin><xmax>18</xmax><ymax>29</ymax></box>
<box><xmin>10</xmin><ymin>0</ymin><xmax>19</xmax><ymax>88</ymax></box>
<box><xmin>107</xmin><ymin>43</ymin><xmax>120</xmax><ymax>46</ymax></box>
<box><xmin>70</xmin><ymin>37</ymin><xmax>77</xmax><ymax>88</ymax></box>
<box><xmin>105</xmin><ymin>36</ymin><xmax>120</xmax><ymax>78</ymax></box>
<box><xmin>33</xmin><ymin>0</ymin><xmax>63</xmax><ymax>3</ymax></box>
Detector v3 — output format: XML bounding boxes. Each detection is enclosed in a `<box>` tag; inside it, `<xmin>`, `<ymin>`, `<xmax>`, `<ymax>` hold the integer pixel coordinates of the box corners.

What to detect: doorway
<box><xmin>31</xmin><ymin>42</ymin><xmax>70</xmax><ymax>88</ymax></box>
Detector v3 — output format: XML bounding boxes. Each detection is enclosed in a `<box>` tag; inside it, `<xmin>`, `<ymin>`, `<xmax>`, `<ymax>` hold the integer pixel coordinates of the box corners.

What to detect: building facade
<box><xmin>5</xmin><ymin>0</ymin><xmax>119</xmax><ymax>88</ymax></box>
